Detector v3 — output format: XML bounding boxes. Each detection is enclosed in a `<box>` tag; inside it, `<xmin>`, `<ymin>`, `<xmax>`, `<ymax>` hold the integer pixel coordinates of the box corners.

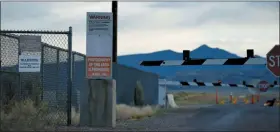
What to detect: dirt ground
<box><xmin>173</xmin><ymin>92</ymin><xmax>280</xmax><ymax>105</ymax></box>
<box><xmin>173</xmin><ymin>92</ymin><xmax>228</xmax><ymax>105</ymax></box>
<box><xmin>56</xmin><ymin>102</ymin><xmax>280</xmax><ymax>131</ymax></box>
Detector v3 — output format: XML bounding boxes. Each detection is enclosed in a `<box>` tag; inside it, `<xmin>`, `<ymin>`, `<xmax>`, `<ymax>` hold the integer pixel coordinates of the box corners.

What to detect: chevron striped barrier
<box><xmin>140</xmin><ymin>49</ymin><xmax>266</xmax><ymax>66</ymax></box>
<box><xmin>159</xmin><ymin>79</ymin><xmax>279</xmax><ymax>105</ymax></box>
<box><xmin>151</xmin><ymin>49</ymin><xmax>278</xmax><ymax>105</ymax></box>
<box><xmin>159</xmin><ymin>80</ymin><xmax>279</xmax><ymax>88</ymax></box>
<box><xmin>140</xmin><ymin>57</ymin><xmax>266</xmax><ymax>66</ymax></box>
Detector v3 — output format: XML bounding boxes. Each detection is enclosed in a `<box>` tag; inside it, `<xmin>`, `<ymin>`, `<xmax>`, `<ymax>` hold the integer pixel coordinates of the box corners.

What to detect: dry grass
<box><xmin>116</xmin><ymin>104</ymin><xmax>159</xmax><ymax>120</ymax></box>
<box><xmin>0</xmin><ymin>100</ymin><xmax>159</xmax><ymax>131</ymax></box>
<box><xmin>0</xmin><ymin>99</ymin><xmax>81</xmax><ymax>131</ymax></box>
<box><xmin>1</xmin><ymin>99</ymin><xmax>54</xmax><ymax>131</ymax></box>
<box><xmin>173</xmin><ymin>92</ymin><xmax>280</xmax><ymax>105</ymax></box>
<box><xmin>173</xmin><ymin>92</ymin><xmax>229</xmax><ymax>105</ymax></box>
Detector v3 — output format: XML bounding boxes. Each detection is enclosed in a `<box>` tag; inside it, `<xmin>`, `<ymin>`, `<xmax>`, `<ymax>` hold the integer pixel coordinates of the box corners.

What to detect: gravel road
<box><xmin>58</xmin><ymin>100</ymin><xmax>279</xmax><ymax>131</ymax></box>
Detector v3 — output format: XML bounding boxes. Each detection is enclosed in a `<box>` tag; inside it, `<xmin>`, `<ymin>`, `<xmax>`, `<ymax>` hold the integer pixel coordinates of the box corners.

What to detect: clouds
<box><xmin>196</xmin><ymin>2</ymin><xmax>278</xmax><ymax>26</ymax></box>
<box><xmin>1</xmin><ymin>2</ymin><xmax>279</xmax><ymax>57</ymax></box>
<box><xmin>1</xmin><ymin>2</ymin><xmax>52</xmax><ymax>22</ymax></box>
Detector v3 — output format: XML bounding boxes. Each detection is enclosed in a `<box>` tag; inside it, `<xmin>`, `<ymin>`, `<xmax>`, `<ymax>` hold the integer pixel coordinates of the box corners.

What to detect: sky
<box><xmin>1</xmin><ymin>2</ymin><xmax>279</xmax><ymax>57</ymax></box>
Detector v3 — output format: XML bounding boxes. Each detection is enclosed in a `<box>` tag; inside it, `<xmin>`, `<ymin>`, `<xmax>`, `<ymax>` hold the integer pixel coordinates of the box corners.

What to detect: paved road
<box><xmin>59</xmin><ymin>99</ymin><xmax>279</xmax><ymax>131</ymax></box>
<box><xmin>116</xmin><ymin>102</ymin><xmax>279</xmax><ymax>131</ymax></box>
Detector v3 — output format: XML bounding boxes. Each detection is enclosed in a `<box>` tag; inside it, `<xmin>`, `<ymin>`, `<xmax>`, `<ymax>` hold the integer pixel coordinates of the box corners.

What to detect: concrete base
<box><xmin>80</xmin><ymin>79</ymin><xmax>116</xmax><ymax>128</ymax></box>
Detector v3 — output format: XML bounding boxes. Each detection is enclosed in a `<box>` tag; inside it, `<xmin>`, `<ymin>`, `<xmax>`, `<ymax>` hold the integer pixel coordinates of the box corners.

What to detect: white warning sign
<box><xmin>19</xmin><ymin>55</ymin><xmax>41</xmax><ymax>72</ymax></box>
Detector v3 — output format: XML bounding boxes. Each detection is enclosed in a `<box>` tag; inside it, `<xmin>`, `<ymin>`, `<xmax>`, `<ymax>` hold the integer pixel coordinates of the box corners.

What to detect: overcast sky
<box><xmin>1</xmin><ymin>2</ymin><xmax>279</xmax><ymax>57</ymax></box>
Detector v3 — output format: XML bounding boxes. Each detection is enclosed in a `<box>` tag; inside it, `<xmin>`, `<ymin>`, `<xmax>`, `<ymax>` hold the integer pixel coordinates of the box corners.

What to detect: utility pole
<box><xmin>112</xmin><ymin>1</ymin><xmax>118</xmax><ymax>63</ymax></box>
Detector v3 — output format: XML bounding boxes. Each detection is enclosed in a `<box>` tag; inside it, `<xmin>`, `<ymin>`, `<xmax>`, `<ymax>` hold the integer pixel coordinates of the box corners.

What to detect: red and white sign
<box><xmin>86</xmin><ymin>12</ymin><xmax>113</xmax><ymax>79</ymax></box>
<box><xmin>87</xmin><ymin>57</ymin><xmax>111</xmax><ymax>78</ymax></box>
<box><xmin>266</xmin><ymin>45</ymin><xmax>280</xmax><ymax>77</ymax></box>
<box><xmin>257</xmin><ymin>80</ymin><xmax>270</xmax><ymax>92</ymax></box>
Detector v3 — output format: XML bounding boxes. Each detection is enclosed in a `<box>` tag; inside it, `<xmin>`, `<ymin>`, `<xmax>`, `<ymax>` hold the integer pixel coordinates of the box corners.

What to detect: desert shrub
<box><xmin>173</xmin><ymin>92</ymin><xmax>190</xmax><ymax>101</ymax></box>
<box><xmin>173</xmin><ymin>94</ymin><xmax>180</xmax><ymax>100</ymax></box>
<box><xmin>0</xmin><ymin>99</ymin><xmax>80</xmax><ymax>131</ymax></box>
<box><xmin>2</xmin><ymin>83</ymin><xmax>16</xmax><ymax>106</ymax></box>
<box><xmin>1</xmin><ymin>75</ymin><xmax>17</xmax><ymax>106</ymax></box>
<box><xmin>134</xmin><ymin>80</ymin><xmax>145</xmax><ymax>106</ymax></box>
<box><xmin>0</xmin><ymin>99</ymin><xmax>49</xmax><ymax>131</ymax></box>
<box><xmin>116</xmin><ymin>104</ymin><xmax>158</xmax><ymax>120</ymax></box>
<box><xmin>24</xmin><ymin>80</ymin><xmax>42</xmax><ymax>106</ymax></box>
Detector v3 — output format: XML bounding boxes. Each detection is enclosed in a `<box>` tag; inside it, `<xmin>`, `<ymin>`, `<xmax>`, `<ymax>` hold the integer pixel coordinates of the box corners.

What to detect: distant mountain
<box><xmin>190</xmin><ymin>44</ymin><xmax>240</xmax><ymax>59</ymax></box>
<box><xmin>117</xmin><ymin>44</ymin><xmax>276</xmax><ymax>84</ymax></box>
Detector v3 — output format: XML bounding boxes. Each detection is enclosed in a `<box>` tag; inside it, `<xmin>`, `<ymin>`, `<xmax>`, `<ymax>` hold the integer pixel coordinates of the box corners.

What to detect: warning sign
<box><xmin>19</xmin><ymin>55</ymin><xmax>41</xmax><ymax>72</ymax></box>
<box><xmin>86</xmin><ymin>12</ymin><xmax>113</xmax><ymax>79</ymax></box>
<box><xmin>87</xmin><ymin>12</ymin><xmax>113</xmax><ymax>36</ymax></box>
<box><xmin>87</xmin><ymin>56</ymin><xmax>112</xmax><ymax>78</ymax></box>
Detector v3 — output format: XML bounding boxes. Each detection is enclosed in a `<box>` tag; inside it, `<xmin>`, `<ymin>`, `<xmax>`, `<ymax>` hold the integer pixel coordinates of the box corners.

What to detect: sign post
<box><xmin>216</xmin><ymin>80</ymin><xmax>221</xmax><ymax>104</ymax></box>
<box><xmin>266</xmin><ymin>44</ymin><xmax>280</xmax><ymax>100</ymax></box>
<box><xmin>80</xmin><ymin>12</ymin><xmax>116</xmax><ymax>128</ymax></box>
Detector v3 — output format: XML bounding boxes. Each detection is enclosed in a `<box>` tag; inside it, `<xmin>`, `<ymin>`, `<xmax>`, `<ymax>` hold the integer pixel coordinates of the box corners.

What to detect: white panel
<box><xmin>203</xmin><ymin>59</ymin><xmax>227</xmax><ymax>65</ymax></box>
<box><xmin>161</xmin><ymin>60</ymin><xmax>184</xmax><ymax>66</ymax></box>
<box><xmin>245</xmin><ymin>58</ymin><xmax>266</xmax><ymax>65</ymax></box>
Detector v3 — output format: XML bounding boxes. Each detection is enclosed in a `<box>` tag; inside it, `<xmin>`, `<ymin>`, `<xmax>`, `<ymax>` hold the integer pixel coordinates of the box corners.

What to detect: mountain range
<box><xmin>117</xmin><ymin>44</ymin><xmax>277</xmax><ymax>84</ymax></box>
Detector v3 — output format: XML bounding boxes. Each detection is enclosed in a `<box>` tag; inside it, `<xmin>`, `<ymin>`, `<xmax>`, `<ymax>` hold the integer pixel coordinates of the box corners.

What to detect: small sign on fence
<box><xmin>19</xmin><ymin>55</ymin><xmax>41</xmax><ymax>72</ymax></box>
<box><xmin>19</xmin><ymin>35</ymin><xmax>42</xmax><ymax>52</ymax></box>
<box><xmin>86</xmin><ymin>56</ymin><xmax>112</xmax><ymax>78</ymax></box>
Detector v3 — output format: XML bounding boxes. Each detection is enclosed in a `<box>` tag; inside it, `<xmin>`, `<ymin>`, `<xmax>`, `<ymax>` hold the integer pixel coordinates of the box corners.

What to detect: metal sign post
<box><xmin>80</xmin><ymin>11</ymin><xmax>116</xmax><ymax>128</ymax></box>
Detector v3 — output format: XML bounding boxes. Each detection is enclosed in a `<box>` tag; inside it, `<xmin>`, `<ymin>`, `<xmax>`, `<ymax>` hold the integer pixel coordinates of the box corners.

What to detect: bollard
<box><xmin>251</xmin><ymin>94</ymin><xmax>254</xmax><ymax>104</ymax></box>
<box><xmin>232</xmin><ymin>97</ymin><xmax>237</xmax><ymax>104</ymax></box>
<box><xmin>215</xmin><ymin>87</ymin><xmax>218</xmax><ymax>104</ymax></box>
<box><xmin>229</xmin><ymin>92</ymin><xmax>233</xmax><ymax>103</ymax></box>
<box><xmin>256</xmin><ymin>94</ymin><xmax>260</xmax><ymax>102</ymax></box>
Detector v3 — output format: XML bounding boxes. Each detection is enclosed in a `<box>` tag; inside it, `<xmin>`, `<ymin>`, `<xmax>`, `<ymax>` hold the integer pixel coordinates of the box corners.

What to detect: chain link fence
<box><xmin>1</xmin><ymin>28</ymin><xmax>160</xmax><ymax>130</ymax></box>
<box><xmin>0</xmin><ymin>28</ymin><xmax>73</xmax><ymax>126</ymax></box>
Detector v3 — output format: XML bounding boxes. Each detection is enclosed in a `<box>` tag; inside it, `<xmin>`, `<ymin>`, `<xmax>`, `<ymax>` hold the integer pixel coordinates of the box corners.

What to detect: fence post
<box><xmin>40</xmin><ymin>45</ymin><xmax>44</xmax><ymax>100</ymax></box>
<box><xmin>0</xmin><ymin>29</ymin><xmax>1</xmax><ymax>103</ymax></box>
<box><xmin>18</xmin><ymin>36</ymin><xmax>22</xmax><ymax>100</ymax></box>
<box><xmin>247</xmin><ymin>49</ymin><xmax>254</xmax><ymax>58</ymax></box>
<box><xmin>112</xmin><ymin>1</ymin><xmax>118</xmax><ymax>63</ymax></box>
<box><xmin>72</xmin><ymin>52</ymin><xmax>76</xmax><ymax>111</ymax></box>
<box><xmin>67</xmin><ymin>26</ymin><xmax>73</xmax><ymax>126</ymax></box>
<box><xmin>183</xmin><ymin>50</ymin><xmax>190</xmax><ymax>60</ymax></box>
<box><xmin>56</xmin><ymin>49</ymin><xmax>60</xmax><ymax>109</ymax></box>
